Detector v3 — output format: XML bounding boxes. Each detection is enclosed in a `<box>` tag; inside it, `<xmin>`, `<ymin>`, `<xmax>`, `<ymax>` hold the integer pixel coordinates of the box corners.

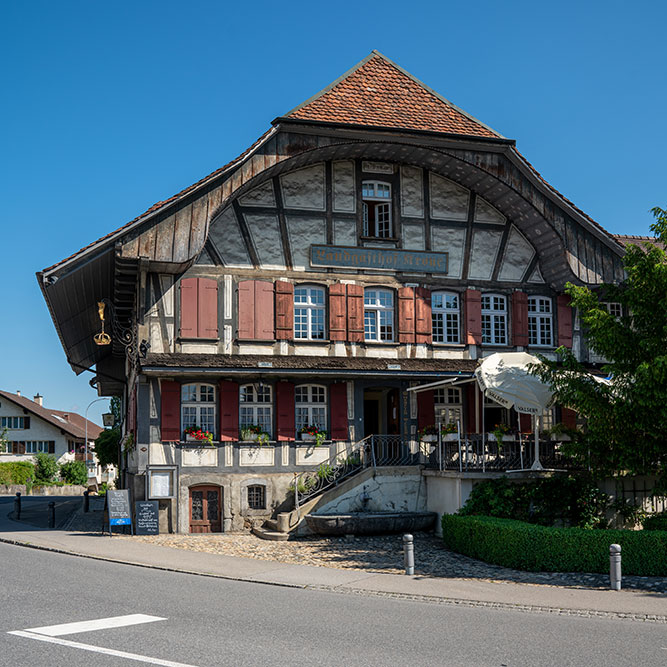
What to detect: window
<box><xmin>603</xmin><ymin>302</ymin><xmax>622</xmax><ymax>318</ymax></box>
<box><xmin>364</xmin><ymin>289</ymin><xmax>394</xmax><ymax>342</ymax></box>
<box><xmin>0</xmin><ymin>417</ymin><xmax>27</xmax><ymax>429</ymax></box>
<box><xmin>181</xmin><ymin>383</ymin><xmax>216</xmax><ymax>437</ymax></box>
<box><xmin>25</xmin><ymin>441</ymin><xmax>51</xmax><ymax>454</ymax></box>
<box><xmin>362</xmin><ymin>181</ymin><xmax>392</xmax><ymax>238</ymax></box>
<box><xmin>247</xmin><ymin>484</ymin><xmax>266</xmax><ymax>510</ymax></box>
<box><xmin>434</xmin><ymin>387</ymin><xmax>462</xmax><ymax>426</ymax></box>
<box><xmin>294</xmin><ymin>286</ymin><xmax>326</xmax><ymax>340</ymax></box>
<box><xmin>295</xmin><ymin>385</ymin><xmax>327</xmax><ymax>433</ymax></box>
<box><xmin>528</xmin><ymin>296</ymin><xmax>553</xmax><ymax>347</ymax></box>
<box><xmin>432</xmin><ymin>292</ymin><xmax>460</xmax><ymax>344</ymax></box>
<box><xmin>240</xmin><ymin>384</ymin><xmax>273</xmax><ymax>437</ymax></box>
<box><xmin>481</xmin><ymin>294</ymin><xmax>507</xmax><ymax>345</ymax></box>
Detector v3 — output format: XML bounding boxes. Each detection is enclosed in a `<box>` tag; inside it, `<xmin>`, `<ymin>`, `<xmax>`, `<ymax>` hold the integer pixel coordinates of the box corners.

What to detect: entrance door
<box><xmin>189</xmin><ymin>485</ymin><xmax>222</xmax><ymax>533</ymax></box>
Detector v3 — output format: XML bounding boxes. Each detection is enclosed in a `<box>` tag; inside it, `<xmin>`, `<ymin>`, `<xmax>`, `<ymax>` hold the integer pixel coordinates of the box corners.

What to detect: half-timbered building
<box><xmin>39</xmin><ymin>52</ymin><xmax>629</xmax><ymax>533</ymax></box>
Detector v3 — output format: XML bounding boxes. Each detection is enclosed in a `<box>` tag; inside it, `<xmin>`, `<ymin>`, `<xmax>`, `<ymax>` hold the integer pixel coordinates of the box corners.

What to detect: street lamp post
<box><xmin>85</xmin><ymin>397</ymin><xmax>108</xmax><ymax>478</ymax></box>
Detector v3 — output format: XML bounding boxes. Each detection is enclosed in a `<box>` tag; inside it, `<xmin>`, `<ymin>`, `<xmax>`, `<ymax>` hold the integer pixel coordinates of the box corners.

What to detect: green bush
<box><xmin>0</xmin><ymin>461</ymin><xmax>35</xmax><ymax>485</ymax></box>
<box><xmin>441</xmin><ymin>514</ymin><xmax>667</xmax><ymax>576</ymax></box>
<box><xmin>459</xmin><ymin>475</ymin><xmax>609</xmax><ymax>528</ymax></box>
<box><xmin>643</xmin><ymin>512</ymin><xmax>667</xmax><ymax>532</ymax></box>
<box><xmin>33</xmin><ymin>452</ymin><xmax>59</xmax><ymax>483</ymax></box>
<box><xmin>59</xmin><ymin>460</ymin><xmax>88</xmax><ymax>485</ymax></box>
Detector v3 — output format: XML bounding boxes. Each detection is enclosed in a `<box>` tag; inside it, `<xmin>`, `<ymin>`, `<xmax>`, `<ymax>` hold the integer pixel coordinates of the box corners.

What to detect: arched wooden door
<box><xmin>189</xmin><ymin>485</ymin><xmax>222</xmax><ymax>533</ymax></box>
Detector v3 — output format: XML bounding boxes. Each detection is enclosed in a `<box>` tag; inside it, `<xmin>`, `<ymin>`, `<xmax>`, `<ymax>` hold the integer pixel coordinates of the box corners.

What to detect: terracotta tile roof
<box><xmin>613</xmin><ymin>234</ymin><xmax>665</xmax><ymax>250</ymax></box>
<box><xmin>285</xmin><ymin>51</ymin><xmax>501</xmax><ymax>139</ymax></box>
<box><xmin>0</xmin><ymin>391</ymin><xmax>103</xmax><ymax>441</ymax></box>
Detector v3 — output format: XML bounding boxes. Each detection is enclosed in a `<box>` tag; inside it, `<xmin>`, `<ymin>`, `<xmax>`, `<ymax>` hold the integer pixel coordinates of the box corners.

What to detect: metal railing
<box><xmin>424</xmin><ymin>435</ymin><xmax>578</xmax><ymax>472</ymax></box>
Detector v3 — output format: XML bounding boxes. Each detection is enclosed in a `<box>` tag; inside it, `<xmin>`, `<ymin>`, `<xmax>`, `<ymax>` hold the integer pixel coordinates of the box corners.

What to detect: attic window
<box><xmin>362</xmin><ymin>181</ymin><xmax>392</xmax><ymax>238</ymax></box>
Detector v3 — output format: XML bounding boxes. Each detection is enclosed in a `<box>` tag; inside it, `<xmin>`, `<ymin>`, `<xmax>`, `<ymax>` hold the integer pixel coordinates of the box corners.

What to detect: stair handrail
<box><xmin>293</xmin><ymin>436</ymin><xmax>373</xmax><ymax>512</ymax></box>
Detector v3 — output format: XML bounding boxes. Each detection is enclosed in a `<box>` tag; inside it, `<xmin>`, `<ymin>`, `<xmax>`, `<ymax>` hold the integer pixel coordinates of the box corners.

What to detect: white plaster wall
<box><xmin>474</xmin><ymin>197</ymin><xmax>505</xmax><ymax>224</ymax></box>
<box><xmin>333</xmin><ymin>161</ymin><xmax>355</xmax><ymax>212</ymax></box>
<box><xmin>400</xmin><ymin>165</ymin><xmax>424</xmax><ymax>217</ymax></box>
<box><xmin>244</xmin><ymin>213</ymin><xmax>285</xmax><ymax>269</ymax></box>
<box><xmin>286</xmin><ymin>215</ymin><xmax>326</xmax><ymax>270</ymax></box>
<box><xmin>316</xmin><ymin>470</ymin><xmax>427</xmax><ymax>514</ymax></box>
<box><xmin>334</xmin><ymin>217</ymin><xmax>357</xmax><ymax>246</ymax></box>
<box><xmin>238</xmin><ymin>181</ymin><xmax>276</xmax><ymax>207</ymax></box>
<box><xmin>468</xmin><ymin>229</ymin><xmax>503</xmax><ymax>280</ymax></box>
<box><xmin>280</xmin><ymin>164</ymin><xmax>325</xmax><ymax>210</ymax></box>
<box><xmin>430</xmin><ymin>173</ymin><xmax>469</xmax><ymax>220</ymax></box>
<box><xmin>431</xmin><ymin>226</ymin><xmax>466</xmax><ymax>278</ymax></box>
<box><xmin>402</xmin><ymin>221</ymin><xmax>425</xmax><ymax>250</ymax></box>
<box><xmin>498</xmin><ymin>226</ymin><xmax>535</xmax><ymax>281</ymax></box>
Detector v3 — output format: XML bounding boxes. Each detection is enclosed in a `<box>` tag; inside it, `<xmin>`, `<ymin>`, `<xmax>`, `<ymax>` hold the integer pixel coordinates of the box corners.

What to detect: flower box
<box><xmin>241</xmin><ymin>431</ymin><xmax>259</xmax><ymax>442</ymax></box>
<box><xmin>488</xmin><ymin>433</ymin><xmax>514</xmax><ymax>442</ymax></box>
<box><xmin>443</xmin><ymin>433</ymin><xmax>459</xmax><ymax>442</ymax></box>
<box><xmin>421</xmin><ymin>434</ymin><xmax>438</xmax><ymax>443</ymax></box>
<box><xmin>300</xmin><ymin>433</ymin><xmax>317</xmax><ymax>442</ymax></box>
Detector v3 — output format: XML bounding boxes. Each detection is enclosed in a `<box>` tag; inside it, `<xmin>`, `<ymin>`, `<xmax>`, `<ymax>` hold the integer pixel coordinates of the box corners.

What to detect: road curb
<box><xmin>1</xmin><ymin>534</ymin><xmax>665</xmax><ymax>624</ymax></box>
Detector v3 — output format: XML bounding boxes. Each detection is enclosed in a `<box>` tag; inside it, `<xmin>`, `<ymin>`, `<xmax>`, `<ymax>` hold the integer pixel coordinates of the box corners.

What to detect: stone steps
<box><xmin>252</xmin><ymin>524</ymin><xmax>290</xmax><ymax>541</ymax></box>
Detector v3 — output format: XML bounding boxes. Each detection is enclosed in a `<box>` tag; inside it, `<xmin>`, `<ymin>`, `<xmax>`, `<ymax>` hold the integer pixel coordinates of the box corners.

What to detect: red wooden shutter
<box><xmin>48</xmin><ymin>441</ymin><xmax>55</xmax><ymax>454</ymax></box>
<box><xmin>561</xmin><ymin>407</ymin><xmax>577</xmax><ymax>429</ymax></box>
<box><xmin>128</xmin><ymin>385</ymin><xmax>137</xmax><ymax>435</ymax></box>
<box><xmin>417</xmin><ymin>390</ymin><xmax>435</xmax><ymax>430</ymax></box>
<box><xmin>18</xmin><ymin>441</ymin><xmax>25</xmax><ymax>455</ymax></box>
<box><xmin>219</xmin><ymin>380</ymin><xmax>239</xmax><ymax>441</ymax></box>
<box><xmin>237</xmin><ymin>280</ymin><xmax>255</xmax><ymax>340</ymax></box>
<box><xmin>329</xmin><ymin>283</ymin><xmax>347</xmax><ymax>341</ymax></box>
<box><xmin>160</xmin><ymin>380</ymin><xmax>181</xmax><ymax>441</ymax></box>
<box><xmin>347</xmin><ymin>284</ymin><xmax>364</xmax><ymax>343</ymax></box>
<box><xmin>198</xmin><ymin>278</ymin><xmax>219</xmax><ymax>339</ymax></box>
<box><xmin>557</xmin><ymin>294</ymin><xmax>573</xmax><ymax>348</ymax></box>
<box><xmin>276</xmin><ymin>381</ymin><xmax>295</xmax><ymax>441</ymax></box>
<box><xmin>511</xmin><ymin>291</ymin><xmax>529</xmax><ymax>347</ymax></box>
<box><xmin>23</xmin><ymin>416</ymin><xmax>30</xmax><ymax>429</ymax></box>
<box><xmin>465</xmin><ymin>289</ymin><xmax>482</xmax><ymax>345</ymax></box>
<box><xmin>180</xmin><ymin>278</ymin><xmax>198</xmax><ymax>338</ymax></box>
<box><xmin>398</xmin><ymin>287</ymin><xmax>415</xmax><ymax>344</ymax></box>
<box><xmin>465</xmin><ymin>383</ymin><xmax>479</xmax><ymax>433</ymax></box>
<box><xmin>329</xmin><ymin>382</ymin><xmax>349</xmax><ymax>440</ymax></box>
<box><xmin>255</xmin><ymin>281</ymin><xmax>275</xmax><ymax>340</ymax></box>
<box><xmin>519</xmin><ymin>413</ymin><xmax>532</xmax><ymax>433</ymax></box>
<box><xmin>275</xmin><ymin>281</ymin><xmax>294</xmax><ymax>341</ymax></box>
<box><xmin>415</xmin><ymin>287</ymin><xmax>432</xmax><ymax>344</ymax></box>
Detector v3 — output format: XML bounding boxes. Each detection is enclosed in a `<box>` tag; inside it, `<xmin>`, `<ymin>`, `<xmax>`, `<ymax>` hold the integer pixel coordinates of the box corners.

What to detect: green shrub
<box><xmin>59</xmin><ymin>460</ymin><xmax>88</xmax><ymax>485</ymax></box>
<box><xmin>643</xmin><ymin>512</ymin><xmax>667</xmax><ymax>532</ymax></box>
<box><xmin>441</xmin><ymin>514</ymin><xmax>667</xmax><ymax>576</ymax></box>
<box><xmin>33</xmin><ymin>452</ymin><xmax>59</xmax><ymax>483</ymax></box>
<box><xmin>0</xmin><ymin>461</ymin><xmax>35</xmax><ymax>485</ymax></box>
<box><xmin>459</xmin><ymin>475</ymin><xmax>609</xmax><ymax>528</ymax></box>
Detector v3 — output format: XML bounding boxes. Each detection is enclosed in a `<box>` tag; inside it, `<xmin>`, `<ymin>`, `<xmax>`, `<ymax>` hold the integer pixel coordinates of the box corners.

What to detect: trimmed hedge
<box><xmin>0</xmin><ymin>461</ymin><xmax>35</xmax><ymax>485</ymax></box>
<box><xmin>442</xmin><ymin>514</ymin><xmax>667</xmax><ymax>576</ymax></box>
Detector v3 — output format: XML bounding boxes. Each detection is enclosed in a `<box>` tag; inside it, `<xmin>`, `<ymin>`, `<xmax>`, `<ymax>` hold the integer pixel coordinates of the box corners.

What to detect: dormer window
<box><xmin>362</xmin><ymin>181</ymin><xmax>392</xmax><ymax>238</ymax></box>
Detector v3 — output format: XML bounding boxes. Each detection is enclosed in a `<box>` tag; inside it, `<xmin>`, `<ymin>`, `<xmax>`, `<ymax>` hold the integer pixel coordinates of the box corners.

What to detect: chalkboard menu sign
<box><xmin>107</xmin><ymin>490</ymin><xmax>132</xmax><ymax>526</ymax></box>
<box><xmin>135</xmin><ymin>501</ymin><xmax>159</xmax><ymax>535</ymax></box>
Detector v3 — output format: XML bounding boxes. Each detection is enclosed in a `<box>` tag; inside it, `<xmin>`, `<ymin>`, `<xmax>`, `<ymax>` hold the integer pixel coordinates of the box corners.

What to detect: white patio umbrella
<box><xmin>474</xmin><ymin>352</ymin><xmax>553</xmax><ymax>470</ymax></box>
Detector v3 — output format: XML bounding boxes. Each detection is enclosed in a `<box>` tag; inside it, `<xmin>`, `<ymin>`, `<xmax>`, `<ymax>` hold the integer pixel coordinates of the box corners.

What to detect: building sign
<box><xmin>310</xmin><ymin>245</ymin><xmax>448</xmax><ymax>274</ymax></box>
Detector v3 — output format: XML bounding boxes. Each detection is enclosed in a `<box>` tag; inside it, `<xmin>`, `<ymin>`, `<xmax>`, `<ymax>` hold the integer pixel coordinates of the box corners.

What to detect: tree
<box><xmin>33</xmin><ymin>452</ymin><xmax>59</xmax><ymax>483</ymax></box>
<box><xmin>94</xmin><ymin>396</ymin><xmax>122</xmax><ymax>468</ymax></box>
<box><xmin>532</xmin><ymin>207</ymin><xmax>667</xmax><ymax>486</ymax></box>
<box><xmin>60</xmin><ymin>460</ymin><xmax>88</xmax><ymax>485</ymax></box>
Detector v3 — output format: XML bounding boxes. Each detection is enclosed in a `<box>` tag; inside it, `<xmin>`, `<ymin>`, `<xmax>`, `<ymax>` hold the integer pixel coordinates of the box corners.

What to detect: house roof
<box><xmin>282</xmin><ymin>51</ymin><xmax>502</xmax><ymax>139</ymax></box>
<box><xmin>613</xmin><ymin>234</ymin><xmax>665</xmax><ymax>251</ymax></box>
<box><xmin>0</xmin><ymin>391</ymin><xmax>103</xmax><ymax>441</ymax></box>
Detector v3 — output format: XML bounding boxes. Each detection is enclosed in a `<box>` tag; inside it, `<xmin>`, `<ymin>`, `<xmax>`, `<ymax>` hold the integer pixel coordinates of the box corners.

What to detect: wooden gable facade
<box><xmin>39</xmin><ymin>52</ymin><xmax>626</xmax><ymax>533</ymax></box>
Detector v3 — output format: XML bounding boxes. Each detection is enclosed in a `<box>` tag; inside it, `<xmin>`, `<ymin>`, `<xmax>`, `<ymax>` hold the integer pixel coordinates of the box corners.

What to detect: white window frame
<box><xmin>364</xmin><ymin>288</ymin><xmax>395</xmax><ymax>342</ymax></box>
<box><xmin>434</xmin><ymin>387</ymin><xmax>463</xmax><ymax>427</ymax></box>
<box><xmin>0</xmin><ymin>416</ymin><xmax>26</xmax><ymax>429</ymax></box>
<box><xmin>432</xmin><ymin>291</ymin><xmax>460</xmax><ymax>344</ymax></box>
<box><xmin>294</xmin><ymin>285</ymin><xmax>326</xmax><ymax>340</ymax></box>
<box><xmin>24</xmin><ymin>441</ymin><xmax>50</xmax><ymax>454</ymax></box>
<box><xmin>295</xmin><ymin>384</ymin><xmax>327</xmax><ymax>434</ymax></box>
<box><xmin>362</xmin><ymin>180</ymin><xmax>392</xmax><ymax>238</ymax></box>
<box><xmin>603</xmin><ymin>302</ymin><xmax>622</xmax><ymax>319</ymax></box>
<box><xmin>528</xmin><ymin>296</ymin><xmax>553</xmax><ymax>347</ymax></box>
<box><xmin>239</xmin><ymin>384</ymin><xmax>273</xmax><ymax>438</ymax></box>
<box><xmin>181</xmin><ymin>383</ymin><xmax>216</xmax><ymax>438</ymax></box>
<box><xmin>481</xmin><ymin>294</ymin><xmax>508</xmax><ymax>345</ymax></box>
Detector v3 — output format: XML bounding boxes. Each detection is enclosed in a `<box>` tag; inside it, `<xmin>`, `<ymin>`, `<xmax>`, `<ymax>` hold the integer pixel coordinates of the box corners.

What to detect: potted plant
<box><xmin>489</xmin><ymin>423</ymin><xmax>512</xmax><ymax>443</ymax></box>
<box><xmin>240</xmin><ymin>424</ymin><xmax>270</xmax><ymax>445</ymax></box>
<box><xmin>418</xmin><ymin>425</ymin><xmax>439</xmax><ymax>442</ymax></box>
<box><xmin>441</xmin><ymin>422</ymin><xmax>459</xmax><ymax>441</ymax></box>
<box><xmin>184</xmin><ymin>426</ymin><xmax>214</xmax><ymax>446</ymax></box>
<box><xmin>545</xmin><ymin>422</ymin><xmax>577</xmax><ymax>442</ymax></box>
<box><xmin>299</xmin><ymin>425</ymin><xmax>327</xmax><ymax>447</ymax></box>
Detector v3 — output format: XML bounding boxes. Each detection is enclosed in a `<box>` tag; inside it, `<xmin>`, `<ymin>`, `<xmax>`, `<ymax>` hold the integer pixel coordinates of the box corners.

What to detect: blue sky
<box><xmin>1</xmin><ymin>0</ymin><xmax>665</xmax><ymax>424</ymax></box>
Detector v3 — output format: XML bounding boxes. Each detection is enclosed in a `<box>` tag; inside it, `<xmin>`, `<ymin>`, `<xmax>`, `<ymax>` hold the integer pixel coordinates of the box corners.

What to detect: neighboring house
<box><xmin>38</xmin><ymin>52</ymin><xmax>631</xmax><ymax>533</ymax></box>
<box><xmin>0</xmin><ymin>390</ymin><xmax>103</xmax><ymax>472</ymax></box>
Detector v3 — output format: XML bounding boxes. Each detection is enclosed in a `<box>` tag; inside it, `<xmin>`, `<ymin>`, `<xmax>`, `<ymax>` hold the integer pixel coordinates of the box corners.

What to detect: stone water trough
<box><xmin>305</xmin><ymin>511</ymin><xmax>437</xmax><ymax>536</ymax></box>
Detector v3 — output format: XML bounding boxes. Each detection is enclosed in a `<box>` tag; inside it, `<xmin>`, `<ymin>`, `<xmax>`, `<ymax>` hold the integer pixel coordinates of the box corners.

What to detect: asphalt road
<box><xmin>1</xmin><ymin>541</ymin><xmax>666</xmax><ymax>666</ymax></box>
<box><xmin>0</xmin><ymin>495</ymin><xmax>81</xmax><ymax>529</ymax></box>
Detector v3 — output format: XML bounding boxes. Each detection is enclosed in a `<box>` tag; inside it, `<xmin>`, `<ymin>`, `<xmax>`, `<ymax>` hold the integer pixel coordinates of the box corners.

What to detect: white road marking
<box><xmin>8</xmin><ymin>630</ymin><xmax>198</xmax><ymax>667</ymax></box>
<box><xmin>23</xmin><ymin>613</ymin><xmax>166</xmax><ymax>636</ymax></box>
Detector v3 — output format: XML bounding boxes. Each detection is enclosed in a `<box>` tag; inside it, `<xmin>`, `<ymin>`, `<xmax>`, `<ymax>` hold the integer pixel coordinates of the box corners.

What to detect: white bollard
<box><xmin>609</xmin><ymin>544</ymin><xmax>622</xmax><ymax>591</ymax></box>
<box><xmin>403</xmin><ymin>534</ymin><xmax>414</xmax><ymax>575</ymax></box>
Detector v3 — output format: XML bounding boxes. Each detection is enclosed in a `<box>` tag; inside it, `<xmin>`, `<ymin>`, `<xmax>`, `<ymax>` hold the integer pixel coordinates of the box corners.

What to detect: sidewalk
<box><xmin>1</xmin><ymin>503</ymin><xmax>665</xmax><ymax>623</ymax></box>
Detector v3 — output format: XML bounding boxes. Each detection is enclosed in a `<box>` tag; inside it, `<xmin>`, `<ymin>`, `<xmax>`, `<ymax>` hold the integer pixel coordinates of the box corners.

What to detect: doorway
<box><xmin>189</xmin><ymin>485</ymin><xmax>222</xmax><ymax>533</ymax></box>
<box><xmin>362</xmin><ymin>387</ymin><xmax>400</xmax><ymax>437</ymax></box>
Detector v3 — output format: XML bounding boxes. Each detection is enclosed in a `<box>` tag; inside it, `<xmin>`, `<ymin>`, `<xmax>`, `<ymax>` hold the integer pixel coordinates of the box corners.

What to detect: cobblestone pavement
<box><xmin>68</xmin><ymin>501</ymin><xmax>667</xmax><ymax>594</ymax></box>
